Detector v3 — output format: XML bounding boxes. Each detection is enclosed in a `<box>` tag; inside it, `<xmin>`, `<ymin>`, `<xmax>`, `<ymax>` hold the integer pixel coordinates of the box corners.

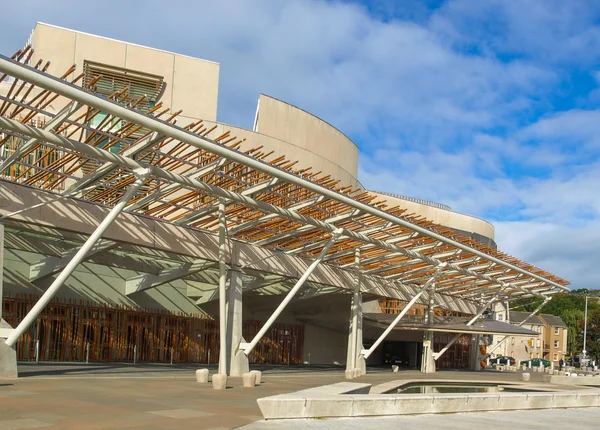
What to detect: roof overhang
<box><xmin>0</xmin><ymin>51</ymin><xmax>570</xmax><ymax>308</ymax></box>
<box><xmin>364</xmin><ymin>313</ymin><xmax>540</xmax><ymax>336</ymax></box>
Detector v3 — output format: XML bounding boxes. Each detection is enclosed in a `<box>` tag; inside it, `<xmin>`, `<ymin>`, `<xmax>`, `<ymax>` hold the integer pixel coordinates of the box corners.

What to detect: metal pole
<box><xmin>4</xmin><ymin>168</ymin><xmax>150</xmax><ymax>347</ymax></box>
<box><xmin>486</xmin><ymin>296</ymin><xmax>551</xmax><ymax>356</ymax></box>
<box><xmin>35</xmin><ymin>339</ymin><xmax>39</xmax><ymax>363</ymax></box>
<box><xmin>583</xmin><ymin>296</ymin><xmax>588</xmax><ymax>362</ymax></box>
<box><xmin>133</xmin><ymin>345</ymin><xmax>137</xmax><ymax>365</ymax></box>
<box><xmin>0</xmin><ymin>116</ymin><xmax>557</xmax><ymax>298</ymax></box>
<box><xmin>362</xmin><ymin>268</ymin><xmax>443</xmax><ymax>360</ymax></box>
<box><xmin>434</xmin><ymin>287</ymin><xmax>507</xmax><ymax>360</ymax></box>
<box><xmin>218</xmin><ymin>198</ymin><xmax>227</xmax><ymax>375</ymax></box>
<box><xmin>349</xmin><ymin>248</ymin><xmax>361</xmax><ymax>369</ymax></box>
<box><xmin>170</xmin><ymin>347</ymin><xmax>174</xmax><ymax>365</ymax></box>
<box><xmin>241</xmin><ymin>229</ymin><xmax>343</xmax><ymax>355</ymax></box>
<box><xmin>0</xmin><ymin>56</ymin><xmax>568</xmax><ymax>293</ymax></box>
<box><xmin>86</xmin><ymin>342</ymin><xmax>89</xmax><ymax>364</ymax></box>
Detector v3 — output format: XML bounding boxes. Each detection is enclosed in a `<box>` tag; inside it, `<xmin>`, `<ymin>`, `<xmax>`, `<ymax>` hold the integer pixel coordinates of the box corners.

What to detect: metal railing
<box><xmin>375</xmin><ymin>191</ymin><xmax>452</xmax><ymax>211</ymax></box>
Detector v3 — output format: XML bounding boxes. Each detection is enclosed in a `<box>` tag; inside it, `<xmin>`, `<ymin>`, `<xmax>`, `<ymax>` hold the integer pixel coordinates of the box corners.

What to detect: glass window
<box><xmin>497</xmin><ymin>313</ymin><xmax>504</xmax><ymax>321</ymax></box>
<box><xmin>554</xmin><ymin>340</ymin><xmax>559</xmax><ymax>348</ymax></box>
<box><xmin>536</xmin><ymin>352</ymin><xmax>540</xmax><ymax>358</ymax></box>
<box><xmin>555</xmin><ymin>327</ymin><xmax>559</xmax><ymax>335</ymax></box>
<box><xmin>511</xmin><ymin>337</ymin><xmax>515</xmax><ymax>345</ymax></box>
<box><xmin>553</xmin><ymin>353</ymin><xmax>558</xmax><ymax>361</ymax></box>
<box><xmin>536</xmin><ymin>339</ymin><xmax>541</xmax><ymax>348</ymax></box>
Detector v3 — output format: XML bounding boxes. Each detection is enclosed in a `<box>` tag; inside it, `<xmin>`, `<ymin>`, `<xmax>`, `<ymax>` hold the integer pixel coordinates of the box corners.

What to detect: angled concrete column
<box><xmin>346</xmin><ymin>249</ymin><xmax>365</xmax><ymax>375</ymax></box>
<box><xmin>420</xmin><ymin>285</ymin><xmax>436</xmax><ymax>373</ymax></box>
<box><xmin>0</xmin><ymin>223</ymin><xmax>18</xmax><ymax>378</ymax></box>
<box><xmin>226</xmin><ymin>265</ymin><xmax>249</xmax><ymax>376</ymax></box>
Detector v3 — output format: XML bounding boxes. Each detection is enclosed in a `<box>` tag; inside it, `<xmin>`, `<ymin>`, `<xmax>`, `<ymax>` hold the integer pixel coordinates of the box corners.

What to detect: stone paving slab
<box><xmin>0</xmin><ymin>364</ymin><xmax>585</xmax><ymax>429</ymax></box>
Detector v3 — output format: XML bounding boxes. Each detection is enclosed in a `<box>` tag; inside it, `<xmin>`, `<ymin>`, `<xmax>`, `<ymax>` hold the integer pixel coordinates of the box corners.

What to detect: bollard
<box><xmin>207</xmin><ymin>350</ymin><xmax>210</xmax><ymax>365</ymax></box>
<box><xmin>242</xmin><ymin>372</ymin><xmax>257</xmax><ymax>388</ymax></box>
<box><xmin>212</xmin><ymin>373</ymin><xmax>227</xmax><ymax>390</ymax></box>
<box><xmin>170</xmin><ymin>347</ymin><xmax>174</xmax><ymax>365</ymax></box>
<box><xmin>250</xmin><ymin>370</ymin><xmax>262</xmax><ymax>385</ymax></box>
<box><xmin>35</xmin><ymin>339</ymin><xmax>40</xmax><ymax>364</ymax></box>
<box><xmin>86</xmin><ymin>342</ymin><xmax>90</xmax><ymax>364</ymax></box>
<box><xmin>522</xmin><ymin>373</ymin><xmax>531</xmax><ymax>382</ymax></box>
<box><xmin>133</xmin><ymin>345</ymin><xmax>137</xmax><ymax>365</ymax></box>
<box><xmin>195</xmin><ymin>369</ymin><xmax>209</xmax><ymax>383</ymax></box>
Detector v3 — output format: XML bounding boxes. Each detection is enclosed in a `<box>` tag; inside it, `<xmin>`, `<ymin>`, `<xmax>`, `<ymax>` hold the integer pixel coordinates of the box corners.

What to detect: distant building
<box><xmin>539</xmin><ymin>314</ymin><xmax>568</xmax><ymax>363</ymax></box>
<box><xmin>491</xmin><ymin>303</ymin><xmax>568</xmax><ymax>365</ymax></box>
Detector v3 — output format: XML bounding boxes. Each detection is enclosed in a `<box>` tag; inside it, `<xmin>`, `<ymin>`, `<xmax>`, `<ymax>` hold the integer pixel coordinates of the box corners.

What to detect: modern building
<box><xmin>0</xmin><ymin>23</ymin><xmax>569</xmax><ymax>378</ymax></box>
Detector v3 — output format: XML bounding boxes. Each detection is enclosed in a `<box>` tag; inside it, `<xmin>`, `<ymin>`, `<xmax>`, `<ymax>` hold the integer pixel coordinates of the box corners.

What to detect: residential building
<box><xmin>540</xmin><ymin>314</ymin><xmax>568</xmax><ymax>364</ymax></box>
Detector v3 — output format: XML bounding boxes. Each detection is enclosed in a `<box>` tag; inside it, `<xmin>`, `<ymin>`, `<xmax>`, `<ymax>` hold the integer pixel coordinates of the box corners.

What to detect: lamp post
<box><xmin>583</xmin><ymin>296</ymin><xmax>589</xmax><ymax>363</ymax></box>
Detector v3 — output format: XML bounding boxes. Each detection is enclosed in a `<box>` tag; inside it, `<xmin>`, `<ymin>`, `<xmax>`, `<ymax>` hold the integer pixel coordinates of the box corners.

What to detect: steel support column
<box><xmin>3</xmin><ymin>168</ymin><xmax>150</xmax><ymax>347</ymax></box>
<box><xmin>361</xmin><ymin>264</ymin><xmax>445</xmax><ymax>361</ymax></box>
<box><xmin>433</xmin><ymin>286</ymin><xmax>508</xmax><ymax>361</ymax></box>
<box><xmin>346</xmin><ymin>248</ymin><xmax>363</xmax><ymax>374</ymax></box>
<box><xmin>486</xmin><ymin>296</ymin><xmax>551</xmax><ymax>357</ymax></box>
<box><xmin>421</xmin><ymin>283</ymin><xmax>436</xmax><ymax>373</ymax></box>
<box><xmin>218</xmin><ymin>198</ymin><xmax>228</xmax><ymax>375</ymax></box>
<box><xmin>240</xmin><ymin>228</ymin><xmax>343</xmax><ymax>355</ymax></box>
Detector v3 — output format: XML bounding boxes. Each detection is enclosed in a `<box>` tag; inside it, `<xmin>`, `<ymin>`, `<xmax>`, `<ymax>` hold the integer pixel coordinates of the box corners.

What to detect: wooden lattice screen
<box><xmin>2</xmin><ymin>294</ymin><xmax>304</xmax><ymax>365</ymax></box>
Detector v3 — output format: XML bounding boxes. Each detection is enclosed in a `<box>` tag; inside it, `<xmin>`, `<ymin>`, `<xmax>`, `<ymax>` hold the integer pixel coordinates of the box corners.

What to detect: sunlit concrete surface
<box><xmin>241</xmin><ymin>408</ymin><xmax>600</xmax><ymax>429</ymax></box>
<box><xmin>0</xmin><ymin>365</ymin><xmax>592</xmax><ymax>429</ymax></box>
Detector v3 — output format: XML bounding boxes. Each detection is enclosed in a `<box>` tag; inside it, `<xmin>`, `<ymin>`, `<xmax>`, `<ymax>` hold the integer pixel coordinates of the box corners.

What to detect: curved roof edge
<box><xmin>257</xmin><ymin>94</ymin><xmax>359</xmax><ymax>151</ymax></box>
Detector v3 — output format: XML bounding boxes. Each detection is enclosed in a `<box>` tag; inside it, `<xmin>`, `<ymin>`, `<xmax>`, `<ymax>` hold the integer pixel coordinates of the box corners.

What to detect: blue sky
<box><xmin>1</xmin><ymin>0</ymin><xmax>598</xmax><ymax>289</ymax></box>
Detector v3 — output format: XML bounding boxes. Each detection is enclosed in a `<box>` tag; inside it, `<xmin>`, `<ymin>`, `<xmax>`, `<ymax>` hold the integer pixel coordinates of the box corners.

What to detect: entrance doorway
<box><xmin>382</xmin><ymin>341</ymin><xmax>422</xmax><ymax>369</ymax></box>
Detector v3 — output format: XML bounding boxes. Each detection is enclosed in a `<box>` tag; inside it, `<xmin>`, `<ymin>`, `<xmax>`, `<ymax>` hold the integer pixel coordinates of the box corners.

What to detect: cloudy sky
<box><xmin>1</xmin><ymin>0</ymin><xmax>598</xmax><ymax>289</ymax></box>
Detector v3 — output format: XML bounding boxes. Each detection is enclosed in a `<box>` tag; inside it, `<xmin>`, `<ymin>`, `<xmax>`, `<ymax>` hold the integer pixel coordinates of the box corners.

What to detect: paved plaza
<box><xmin>0</xmin><ymin>363</ymin><xmax>598</xmax><ymax>429</ymax></box>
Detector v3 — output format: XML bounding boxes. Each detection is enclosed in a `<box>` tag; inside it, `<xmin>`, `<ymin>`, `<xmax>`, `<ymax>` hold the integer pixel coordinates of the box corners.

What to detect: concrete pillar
<box><xmin>420</xmin><ymin>287</ymin><xmax>436</xmax><ymax>373</ymax></box>
<box><xmin>0</xmin><ymin>223</ymin><xmax>3</xmax><ymax>321</ymax></box>
<box><xmin>0</xmin><ymin>224</ymin><xmax>17</xmax><ymax>379</ymax></box>
<box><xmin>226</xmin><ymin>267</ymin><xmax>249</xmax><ymax>376</ymax></box>
<box><xmin>470</xmin><ymin>335</ymin><xmax>481</xmax><ymax>371</ymax></box>
<box><xmin>346</xmin><ymin>249</ymin><xmax>365</xmax><ymax>375</ymax></box>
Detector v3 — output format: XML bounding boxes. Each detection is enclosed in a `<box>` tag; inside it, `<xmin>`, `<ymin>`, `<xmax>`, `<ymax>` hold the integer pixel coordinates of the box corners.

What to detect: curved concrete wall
<box><xmin>254</xmin><ymin>95</ymin><xmax>359</xmax><ymax>187</ymax></box>
<box><xmin>178</xmin><ymin>116</ymin><xmax>361</xmax><ymax>189</ymax></box>
<box><xmin>371</xmin><ymin>192</ymin><xmax>496</xmax><ymax>242</ymax></box>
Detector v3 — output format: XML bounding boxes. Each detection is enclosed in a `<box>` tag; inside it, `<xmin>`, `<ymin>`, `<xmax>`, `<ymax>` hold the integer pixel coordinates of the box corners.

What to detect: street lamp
<box><xmin>583</xmin><ymin>296</ymin><xmax>589</xmax><ymax>363</ymax></box>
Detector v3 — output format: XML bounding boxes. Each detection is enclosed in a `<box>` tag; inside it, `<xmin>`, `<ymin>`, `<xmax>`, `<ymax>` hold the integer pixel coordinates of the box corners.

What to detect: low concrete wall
<box><xmin>544</xmin><ymin>374</ymin><xmax>600</xmax><ymax>386</ymax></box>
<box><xmin>257</xmin><ymin>382</ymin><xmax>600</xmax><ymax>420</ymax></box>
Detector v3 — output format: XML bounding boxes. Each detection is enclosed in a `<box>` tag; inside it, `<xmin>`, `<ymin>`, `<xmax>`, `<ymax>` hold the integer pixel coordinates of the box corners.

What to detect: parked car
<box><xmin>520</xmin><ymin>358</ymin><xmax>550</xmax><ymax>367</ymax></box>
<box><xmin>494</xmin><ymin>356</ymin><xmax>516</xmax><ymax>365</ymax></box>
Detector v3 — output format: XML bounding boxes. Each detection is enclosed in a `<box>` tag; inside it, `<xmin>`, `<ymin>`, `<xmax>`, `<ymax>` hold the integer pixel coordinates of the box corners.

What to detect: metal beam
<box><xmin>486</xmin><ymin>296</ymin><xmax>551</xmax><ymax>357</ymax></box>
<box><xmin>0</xmin><ymin>116</ymin><xmax>560</xmax><ymax>299</ymax></box>
<box><xmin>125</xmin><ymin>260</ymin><xmax>217</xmax><ymax>294</ymax></box>
<box><xmin>4</xmin><ymin>167</ymin><xmax>150</xmax><ymax>347</ymax></box>
<box><xmin>29</xmin><ymin>239</ymin><xmax>117</xmax><ymax>282</ymax></box>
<box><xmin>361</xmin><ymin>266</ymin><xmax>444</xmax><ymax>360</ymax></box>
<box><xmin>0</xmin><ymin>100</ymin><xmax>80</xmax><ymax>172</ymax></box>
<box><xmin>433</xmin><ymin>286</ymin><xmax>508</xmax><ymax>361</ymax></box>
<box><xmin>0</xmin><ymin>55</ymin><xmax>567</xmax><ymax>292</ymax></box>
<box><xmin>240</xmin><ymin>228</ymin><xmax>343</xmax><ymax>355</ymax></box>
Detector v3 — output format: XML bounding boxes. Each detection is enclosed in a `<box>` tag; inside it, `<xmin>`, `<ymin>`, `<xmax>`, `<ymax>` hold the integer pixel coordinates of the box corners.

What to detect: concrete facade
<box><xmin>8</xmin><ymin>22</ymin><xmax>495</xmax><ymax>243</ymax></box>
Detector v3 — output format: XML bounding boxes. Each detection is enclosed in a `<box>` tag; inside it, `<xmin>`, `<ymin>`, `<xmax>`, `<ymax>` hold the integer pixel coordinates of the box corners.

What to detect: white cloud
<box><xmin>1</xmin><ymin>0</ymin><xmax>598</xmax><ymax>290</ymax></box>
